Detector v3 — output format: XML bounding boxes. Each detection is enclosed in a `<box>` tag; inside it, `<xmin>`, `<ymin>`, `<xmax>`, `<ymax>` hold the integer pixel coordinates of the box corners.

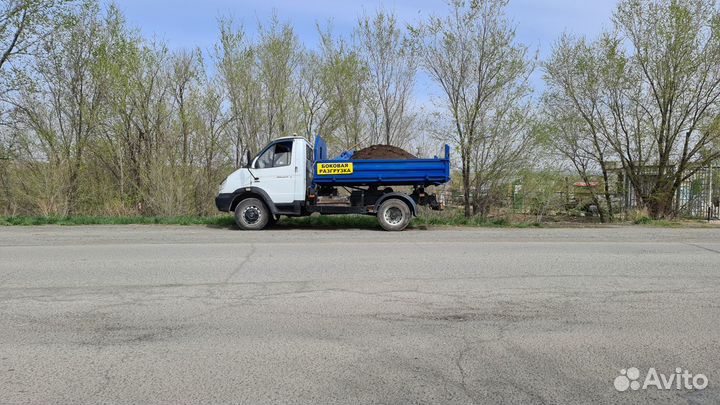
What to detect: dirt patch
<box><xmin>351</xmin><ymin>144</ymin><xmax>417</xmax><ymax>160</ymax></box>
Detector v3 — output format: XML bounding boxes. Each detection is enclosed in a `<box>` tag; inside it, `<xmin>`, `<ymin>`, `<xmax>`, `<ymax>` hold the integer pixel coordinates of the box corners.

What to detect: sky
<box><xmin>114</xmin><ymin>0</ymin><xmax>619</xmax><ymax>106</ymax></box>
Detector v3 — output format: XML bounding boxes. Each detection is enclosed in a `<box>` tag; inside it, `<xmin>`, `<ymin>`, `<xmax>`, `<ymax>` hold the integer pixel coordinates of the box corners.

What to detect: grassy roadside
<box><xmin>2</xmin><ymin>214</ymin><xmax>713</xmax><ymax>229</ymax></box>
<box><xmin>628</xmin><ymin>219</ymin><xmax>716</xmax><ymax>227</ymax></box>
<box><xmin>0</xmin><ymin>214</ymin><xmax>543</xmax><ymax>229</ymax></box>
<box><xmin>0</xmin><ymin>215</ymin><xmax>235</xmax><ymax>227</ymax></box>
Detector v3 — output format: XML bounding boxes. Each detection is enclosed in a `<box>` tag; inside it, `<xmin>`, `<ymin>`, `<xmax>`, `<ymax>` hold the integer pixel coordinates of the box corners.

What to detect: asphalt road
<box><xmin>1</xmin><ymin>225</ymin><xmax>719</xmax><ymax>404</ymax></box>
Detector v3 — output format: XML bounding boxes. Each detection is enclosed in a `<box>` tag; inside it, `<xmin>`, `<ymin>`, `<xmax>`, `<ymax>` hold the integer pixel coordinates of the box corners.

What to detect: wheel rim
<box><xmin>243</xmin><ymin>206</ymin><xmax>261</xmax><ymax>224</ymax></box>
<box><xmin>384</xmin><ymin>206</ymin><xmax>404</xmax><ymax>225</ymax></box>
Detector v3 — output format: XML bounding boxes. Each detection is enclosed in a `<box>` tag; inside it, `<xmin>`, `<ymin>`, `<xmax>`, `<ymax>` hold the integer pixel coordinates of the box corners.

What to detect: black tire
<box><xmin>377</xmin><ymin>199</ymin><xmax>412</xmax><ymax>231</ymax></box>
<box><xmin>234</xmin><ymin>198</ymin><xmax>270</xmax><ymax>230</ymax></box>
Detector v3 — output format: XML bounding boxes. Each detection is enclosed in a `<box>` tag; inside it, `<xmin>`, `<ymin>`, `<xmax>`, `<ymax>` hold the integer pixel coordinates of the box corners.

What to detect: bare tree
<box><xmin>296</xmin><ymin>49</ymin><xmax>326</xmax><ymax>139</ymax></box>
<box><xmin>193</xmin><ymin>75</ymin><xmax>231</xmax><ymax>215</ymax></box>
<box><xmin>0</xmin><ymin>0</ymin><xmax>73</xmax><ymax>75</ymax></box>
<box><xmin>546</xmin><ymin>0</ymin><xmax>720</xmax><ymax>219</ymax></box>
<box><xmin>357</xmin><ymin>10</ymin><xmax>416</xmax><ymax>147</ymax></box>
<box><xmin>543</xmin><ymin>34</ymin><xmax>615</xmax><ymax>221</ymax></box>
<box><xmin>316</xmin><ymin>25</ymin><xmax>368</xmax><ymax>150</ymax></box>
<box><xmin>537</xmin><ymin>104</ymin><xmax>613</xmax><ymax>222</ymax></box>
<box><xmin>170</xmin><ymin>49</ymin><xmax>201</xmax><ymax>166</ymax></box>
<box><xmin>1</xmin><ymin>0</ymin><xmax>73</xmax><ymax>165</ymax></box>
<box><xmin>216</xmin><ymin>18</ymin><xmax>263</xmax><ymax>166</ymax></box>
<box><xmin>413</xmin><ymin>0</ymin><xmax>535</xmax><ymax>217</ymax></box>
<box><xmin>257</xmin><ymin>15</ymin><xmax>301</xmax><ymax>140</ymax></box>
<box><xmin>11</xmin><ymin>2</ymin><xmax>112</xmax><ymax>214</ymax></box>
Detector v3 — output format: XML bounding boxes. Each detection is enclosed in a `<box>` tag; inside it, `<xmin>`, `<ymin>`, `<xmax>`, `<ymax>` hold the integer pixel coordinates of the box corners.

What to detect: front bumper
<box><xmin>215</xmin><ymin>193</ymin><xmax>235</xmax><ymax>212</ymax></box>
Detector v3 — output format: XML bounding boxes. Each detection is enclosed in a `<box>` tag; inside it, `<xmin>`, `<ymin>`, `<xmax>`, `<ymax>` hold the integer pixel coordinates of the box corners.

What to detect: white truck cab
<box><xmin>215</xmin><ymin>137</ymin><xmax>313</xmax><ymax>228</ymax></box>
<box><xmin>219</xmin><ymin>136</ymin><xmax>309</xmax><ymax>204</ymax></box>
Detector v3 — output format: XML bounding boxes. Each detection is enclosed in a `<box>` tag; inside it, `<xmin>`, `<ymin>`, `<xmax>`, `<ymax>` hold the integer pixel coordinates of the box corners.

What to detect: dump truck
<box><xmin>215</xmin><ymin>135</ymin><xmax>451</xmax><ymax>231</ymax></box>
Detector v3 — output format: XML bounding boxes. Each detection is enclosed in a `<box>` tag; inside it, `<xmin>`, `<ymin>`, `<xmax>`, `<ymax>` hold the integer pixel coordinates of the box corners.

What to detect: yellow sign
<box><xmin>317</xmin><ymin>162</ymin><xmax>354</xmax><ymax>175</ymax></box>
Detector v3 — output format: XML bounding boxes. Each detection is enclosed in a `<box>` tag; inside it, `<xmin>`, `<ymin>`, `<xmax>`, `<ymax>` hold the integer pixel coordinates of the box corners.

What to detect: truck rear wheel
<box><xmin>234</xmin><ymin>198</ymin><xmax>270</xmax><ymax>230</ymax></box>
<box><xmin>377</xmin><ymin>199</ymin><xmax>412</xmax><ymax>231</ymax></box>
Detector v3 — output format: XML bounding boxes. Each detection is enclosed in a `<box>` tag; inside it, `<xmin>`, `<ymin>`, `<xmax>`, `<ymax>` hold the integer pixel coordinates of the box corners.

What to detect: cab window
<box><xmin>255</xmin><ymin>141</ymin><xmax>293</xmax><ymax>168</ymax></box>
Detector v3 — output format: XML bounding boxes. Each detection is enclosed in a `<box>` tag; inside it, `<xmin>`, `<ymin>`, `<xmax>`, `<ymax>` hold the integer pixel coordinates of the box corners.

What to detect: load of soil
<box><xmin>351</xmin><ymin>144</ymin><xmax>417</xmax><ymax>160</ymax></box>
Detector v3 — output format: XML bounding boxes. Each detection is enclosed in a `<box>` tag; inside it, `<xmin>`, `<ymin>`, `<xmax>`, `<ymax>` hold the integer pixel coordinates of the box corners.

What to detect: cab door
<box><xmin>252</xmin><ymin>140</ymin><xmax>296</xmax><ymax>204</ymax></box>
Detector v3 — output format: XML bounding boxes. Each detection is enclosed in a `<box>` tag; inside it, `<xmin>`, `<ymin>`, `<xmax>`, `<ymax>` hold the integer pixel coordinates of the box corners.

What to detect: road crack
<box><xmin>686</xmin><ymin>242</ymin><xmax>720</xmax><ymax>254</ymax></box>
<box><xmin>223</xmin><ymin>243</ymin><xmax>256</xmax><ymax>283</ymax></box>
<box><xmin>454</xmin><ymin>338</ymin><xmax>481</xmax><ymax>404</ymax></box>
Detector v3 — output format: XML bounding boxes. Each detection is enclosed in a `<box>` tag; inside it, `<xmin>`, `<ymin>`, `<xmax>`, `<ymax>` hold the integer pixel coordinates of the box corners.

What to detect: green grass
<box><xmin>632</xmin><ymin>216</ymin><xmax>653</xmax><ymax>225</ymax></box>
<box><xmin>631</xmin><ymin>217</ymin><xmax>708</xmax><ymax>227</ymax></box>
<box><xmin>0</xmin><ymin>215</ymin><xmax>235</xmax><ymax>227</ymax></box>
<box><xmin>0</xmin><ymin>213</ymin><xmax>542</xmax><ymax>229</ymax></box>
<box><xmin>1</xmin><ymin>213</ymin><xmax>710</xmax><ymax>228</ymax></box>
<box><xmin>414</xmin><ymin>214</ymin><xmax>543</xmax><ymax>228</ymax></box>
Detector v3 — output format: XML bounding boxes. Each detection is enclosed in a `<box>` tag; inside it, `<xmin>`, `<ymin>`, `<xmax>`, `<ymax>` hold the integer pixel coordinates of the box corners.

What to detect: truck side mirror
<box><xmin>246</xmin><ymin>150</ymin><xmax>252</xmax><ymax>168</ymax></box>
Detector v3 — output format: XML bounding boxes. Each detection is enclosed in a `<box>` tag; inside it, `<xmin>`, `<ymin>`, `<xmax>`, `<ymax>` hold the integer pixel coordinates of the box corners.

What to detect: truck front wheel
<box><xmin>377</xmin><ymin>199</ymin><xmax>412</xmax><ymax>231</ymax></box>
<box><xmin>234</xmin><ymin>198</ymin><xmax>270</xmax><ymax>230</ymax></box>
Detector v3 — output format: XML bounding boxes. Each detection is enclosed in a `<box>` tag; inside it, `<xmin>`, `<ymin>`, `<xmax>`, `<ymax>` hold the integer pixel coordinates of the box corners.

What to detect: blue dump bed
<box><xmin>312</xmin><ymin>136</ymin><xmax>450</xmax><ymax>187</ymax></box>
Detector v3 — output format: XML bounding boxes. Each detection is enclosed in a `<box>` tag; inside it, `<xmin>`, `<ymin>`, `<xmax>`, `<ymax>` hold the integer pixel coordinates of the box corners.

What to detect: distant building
<box><xmin>607</xmin><ymin>161</ymin><xmax>719</xmax><ymax>218</ymax></box>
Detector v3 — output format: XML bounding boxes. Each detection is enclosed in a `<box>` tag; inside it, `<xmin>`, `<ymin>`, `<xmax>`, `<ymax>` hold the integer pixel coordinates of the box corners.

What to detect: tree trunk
<box><xmin>600</xmin><ymin>162</ymin><xmax>613</xmax><ymax>222</ymax></box>
<box><xmin>647</xmin><ymin>202</ymin><xmax>666</xmax><ymax>219</ymax></box>
<box><xmin>644</xmin><ymin>174</ymin><xmax>678</xmax><ymax>219</ymax></box>
<box><xmin>625</xmin><ymin>168</ymin><xmax>676</xmax><ymax>219</ymax></box>
<box><xmin>593</xmin><ymin>195</ymin><xmax>605</xmax><ymax>223</ymax></box>
<box><xmin>461</xmin><ymin>151</ymin><xmax>471</xmax><ymax>218</ymax></box>
<box><xmin>646</xmin><ymin>193</ymin><xmax>674</xmax><ymax>219</ymax></box>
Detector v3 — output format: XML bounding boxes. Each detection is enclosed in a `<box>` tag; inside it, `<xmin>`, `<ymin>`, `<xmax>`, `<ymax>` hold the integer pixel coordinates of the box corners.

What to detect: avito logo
<box><xmin>614</xmin><ymin>367</ymin><xmax>708</xmax><ymax>392</ymax></box>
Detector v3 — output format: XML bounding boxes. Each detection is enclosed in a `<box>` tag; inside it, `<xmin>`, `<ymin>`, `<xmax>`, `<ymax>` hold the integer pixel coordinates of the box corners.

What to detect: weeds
<box><xmin>0</xmin><ymin>213</ymin><xmax>708</xmax><ymax>228</ymax></box>
<box><xmin>0</xmin><ymin>215</ymin><xmax>235</xmax><ymax>227</ymax></box>
<box><xmin>0</xmin><ymin>213</ymin><xmax>542</xmax><ymax>229</ymax></box>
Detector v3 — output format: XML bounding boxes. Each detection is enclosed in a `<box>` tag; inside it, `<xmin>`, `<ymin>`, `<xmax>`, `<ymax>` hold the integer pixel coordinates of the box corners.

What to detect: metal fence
<box><xmin>676</xmin><ymin>166</ymin><xmax>719</xmax><ymax>218</ymax></box>
<box><xmin>616</xmin><ymin>163</ymin><xmax>719</xmax><ymax>219</ymax></box>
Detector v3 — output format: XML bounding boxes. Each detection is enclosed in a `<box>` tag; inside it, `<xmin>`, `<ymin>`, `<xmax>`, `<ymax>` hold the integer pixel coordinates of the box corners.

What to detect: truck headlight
<box><xmin>218</xmin><ymin>178</ymin><xmax>227</xmax><ymax>194</ymax></box>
